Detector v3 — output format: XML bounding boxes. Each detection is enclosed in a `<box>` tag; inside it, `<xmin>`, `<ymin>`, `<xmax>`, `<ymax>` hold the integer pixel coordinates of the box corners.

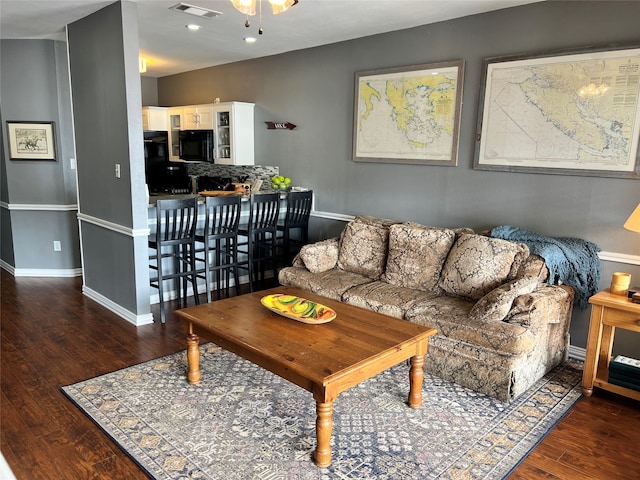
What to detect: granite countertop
<box><xmin>147</xmin><ymin>193</ymin><xmax>202</xmax><ymax>205</ymax></box>
<box><xmin>147</xmin><ymin>189</ymin><xmax>300</xmax><ymax>206</ymax></box>
<box><xmin>147</xmin><ymin>192</ymin><xmax>254</xmax><ymax>206</ymax></box>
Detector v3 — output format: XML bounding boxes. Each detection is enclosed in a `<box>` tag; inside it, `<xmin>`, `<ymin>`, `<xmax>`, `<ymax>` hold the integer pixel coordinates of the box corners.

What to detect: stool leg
<box><xmin>191</xmin><ymin>243</ymin><xmax>199</xmax><ymax>305</ymax></box>
<box><xmin>248</xmin><ymin>234</ymin><xmax>255</xmax><ymax>293</ymax></box>
<box><xmin>232</xmin><ymin>237</ymin><xmax>241</xmax><ymax>296</ymax></box>
<box><xmin>204</xmin><ymin>240</ymin><xmax>212</xmax><ymax>303</ymax></box>
<box><xmin>219</xmin><ymin>238</ymin><xmax>229</xmax><ymax>298</ymax></box>
<box><xmin>215</xmin><ymin>239</ymin><xmax>222</xmax><ymax>299</ymax></box>
<box><xmin>256</xmin><ymin>233</ymin><xmax>263</xmax><ymax>283</ymax></box>
<box><xmin>284</xmin><ymin>228</ymin><xmax>290</xmax><ymax>266</ymax></box>
<box><xmin>157</xmin><ymin>248</ymin><xmax>166</xmax><ymax>324</ymax></box>
<box><xmin>271</xmin><ymin>232</ymin><xmax>277</xmax><ymax>281</ymax></box>
<box><xmin>175</xmin><ymin>245</ymin><xmax>185</xmax><ymax>305</ymax></box>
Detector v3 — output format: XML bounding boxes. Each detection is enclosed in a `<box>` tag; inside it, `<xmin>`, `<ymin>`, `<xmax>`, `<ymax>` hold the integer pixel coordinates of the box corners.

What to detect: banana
<box><xmin>277</xmin><ymin>295</ymin><xmax>298</xmax><ymax>305</ymax></box>
<box><xmin>302</xmin><ymin>301</ymin><xmax>317</xmax><ymax>317</ymax></box>
<box><xmin>290</xmin><ymin>299</ymin><xmax>308</xmax><ymax>314</ymax></box>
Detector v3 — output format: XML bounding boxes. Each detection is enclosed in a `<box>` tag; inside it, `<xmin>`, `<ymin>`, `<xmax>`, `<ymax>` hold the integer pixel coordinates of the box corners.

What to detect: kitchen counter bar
<box><xmin>146</xmin><ymin>192</ymin><xmax>290</xmax><ymax>311</ymax></box>
<box><xmin>147</xmin><ymin>192</ymin><xmax>242</xmax><ymax>205</ymax></box>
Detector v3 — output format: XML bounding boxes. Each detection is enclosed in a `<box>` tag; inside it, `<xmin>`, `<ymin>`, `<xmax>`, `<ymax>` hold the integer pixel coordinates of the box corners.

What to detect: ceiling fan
<box><xmin>230</xmin><ymin>0</ymin><xmax>299</xmax><ymax>34</ymax></box>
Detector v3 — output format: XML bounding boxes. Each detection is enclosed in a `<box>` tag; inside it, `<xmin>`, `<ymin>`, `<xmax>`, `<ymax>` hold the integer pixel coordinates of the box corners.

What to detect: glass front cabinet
<box><xmin>213</xmin><ymin>102</ymin><xmax>255</xmax><ymax>165</ymax></box>
<box><xmin>168</xmin><ymin>107</ymin><xmax>182</xmax><ymax>161</ymax></box>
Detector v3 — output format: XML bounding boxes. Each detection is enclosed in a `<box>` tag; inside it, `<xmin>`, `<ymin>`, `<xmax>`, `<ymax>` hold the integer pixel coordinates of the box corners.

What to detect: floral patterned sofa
<box><xmin>278</xmin><ymin>215</ymin><xmax>574</xmax><ymax>402</ymax></box>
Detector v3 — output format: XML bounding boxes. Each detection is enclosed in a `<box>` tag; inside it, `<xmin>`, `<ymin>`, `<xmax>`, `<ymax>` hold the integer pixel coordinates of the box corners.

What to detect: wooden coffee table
<box><xmin>175</xmin><ymin>286</ymin><xmax>436</xmax><ymax>467</ymax></box>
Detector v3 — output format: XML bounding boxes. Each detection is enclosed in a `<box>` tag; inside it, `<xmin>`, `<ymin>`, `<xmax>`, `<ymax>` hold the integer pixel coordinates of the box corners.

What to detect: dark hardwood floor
<box><xmin>1</xmin><ymin>269</ymin><xmax>639</xmax><ymax>479</ymax></box>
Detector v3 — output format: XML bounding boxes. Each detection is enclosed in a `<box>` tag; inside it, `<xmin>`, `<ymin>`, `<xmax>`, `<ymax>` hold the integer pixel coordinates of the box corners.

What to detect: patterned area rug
<box><xmin>62</xmin><ymin>345</ymin><xmax>582</xmax><ymax>479</ymax></box>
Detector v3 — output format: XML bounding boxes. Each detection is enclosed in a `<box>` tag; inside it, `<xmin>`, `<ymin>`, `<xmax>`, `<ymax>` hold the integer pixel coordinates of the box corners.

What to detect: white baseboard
<box><xmin>82</xmin><ymin>285</ymin><xmax>154</xmax><ymax>326</ymax></box>
<box><xmin>15</xmin><ymin>268</ymin><xmax>82</xmax><ymax>277</ymax></box>
<box><xmin>0</xmin><ymin>261</ymin><xmax>82</xmax><ymax>277</ymax></box>
<box><xmin>1</xmin><ymin>202</ymin><xmax>78</xmax><ymax>211</ymax></box>
<box><xmin>568</xmin><ymin>345</ymin><xmax>586</xmax><ymax>362</ymax></box>
<box><xmin>598</xmin><ymin>251</ymin><xmax>640</xmax><ymax>266</ymax></box>
<box><xmin>0</xmin><ymin>261</ymin><xmax>15</xmax><ymax>275</ymax></box>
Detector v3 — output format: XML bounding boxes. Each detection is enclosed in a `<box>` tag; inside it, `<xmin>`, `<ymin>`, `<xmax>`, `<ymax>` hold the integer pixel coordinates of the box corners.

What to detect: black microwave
<box><xmin>179</xmin><ymin>129</ymin><xmax>214</xmax><ymax>162</ymax></box>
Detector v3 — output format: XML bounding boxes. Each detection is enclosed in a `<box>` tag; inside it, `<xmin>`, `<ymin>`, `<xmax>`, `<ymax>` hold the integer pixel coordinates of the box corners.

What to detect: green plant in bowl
<box><xmin>271</xmin><ymin>175</ymin><xmax>292</xmax><ymax>191</ymax></box>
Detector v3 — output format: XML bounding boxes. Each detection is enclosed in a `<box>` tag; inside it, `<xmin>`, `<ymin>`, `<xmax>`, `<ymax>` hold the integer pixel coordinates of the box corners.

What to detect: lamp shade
<box><xmin>623</xmin><ymin>203</ymin><xmax>640</xmax><ymax>232</ymax></box>
<box><xmin>231</xmin><ymin>0</ymin><xmax>256</xmax><ymax>15</ymax></box>
<box><xmin>270</xmin><ymin>0</ymin><xmax>297</xmax><ymax>14</ymax></box>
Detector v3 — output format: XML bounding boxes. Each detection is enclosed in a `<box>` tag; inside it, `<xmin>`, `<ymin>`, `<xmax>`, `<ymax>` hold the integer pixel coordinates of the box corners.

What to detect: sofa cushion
<box><xmin>516</xmin><ymin>254</ymin><xmax>549</xmax><ymax>282</ymax></box>
<box><xmin>277</xmin><ymin>266</ymin><xmax>373</xmax><ymax>301</ymax></box>
<box><xmin>405</xmin><ymin>296</ymin><xmax>534</xmax><ymax>355</ymax></box>
<box><xmin>438</xmin><ymin>234</ymin><xmax>529</xmax><ymax>300</ymax></box>
<box><xmin>337</xmin><ymin>221</ymin><xmax>389</xmax><ymax>279</ymax></box>
<box><xmin>352</xmin><ymin>214</ymin><xmax>399</xmax><ymax>227</ymax></box>
<box><xmin>468</xmin><ymin>276</ymin><xmax>539</xmax><ymax>322</ymax></box>
<box><xmin>299</xmin><ymin>237</ymin><xmax>339</xmax><ymax>273</ymax></box>
<box><xmin>453</xmin><ymin>227</ymin><xmax>475</xmax><ymax>237</ymax></box>
<box><xmin>383</xmin><ymin>223</ymin><xmax>455</xmax><ymax>291</ymax></box>
<box><xmin>342</xmin><ymin>281</ymin><xmax>439</xmax><ymax>319</ymax></box>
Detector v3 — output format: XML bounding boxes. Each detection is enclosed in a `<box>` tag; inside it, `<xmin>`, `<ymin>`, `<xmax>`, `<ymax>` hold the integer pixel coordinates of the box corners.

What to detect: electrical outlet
<box><xmin>115</xmin><ymin>163</ymin><xmax>121</xmax><ymax>178</ymax></box>
<box><xmin>70</xmin><ymin>157</ymin><xmax>76</xmax><ymax>170</ymax></box>
<box><xmin>53</xmin><ymin>241</ymin><xmax>61</xmax><ymax>251</ymax></box>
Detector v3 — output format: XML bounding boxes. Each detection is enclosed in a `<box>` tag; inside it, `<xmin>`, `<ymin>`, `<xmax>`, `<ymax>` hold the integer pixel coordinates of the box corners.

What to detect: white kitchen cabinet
<box><xmin>213</xmin><ymin>102</ymin><xmax>255</xmax><ymax>165</ymax></box>
<box><xmin>167</xmin><ymin>107</ymin><xmax>182</xmax><ymax>161</ymax></box>
<box><xmin>142</xmin><ymin>106</ymin><xmax>168</xmax><ymax>131</ymax></box>
<box><xmin>182</xmin><ymin>104</ymin><xmax>214</xmax><ymax>130</ymax></box>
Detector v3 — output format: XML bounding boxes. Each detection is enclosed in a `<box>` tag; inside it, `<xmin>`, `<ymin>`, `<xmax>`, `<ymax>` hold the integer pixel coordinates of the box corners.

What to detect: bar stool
<box><xmin>277</xmin><ymin>190</ymin><xmax>313</xmax><ymax>266</ymax></box>
<box><xmin>194</xmin><ymin>195</ymin><xmax>242</xmax><ymax>302</ymax></box>
<box><xmin>149</xmin><ymin>197</ymin><xmax>199</xmax><ymax>323</ymax></box>
<box><xmin>237</xmin><ymin>193</ymin><xmax>280</xmax><ymax>292</ymax></box>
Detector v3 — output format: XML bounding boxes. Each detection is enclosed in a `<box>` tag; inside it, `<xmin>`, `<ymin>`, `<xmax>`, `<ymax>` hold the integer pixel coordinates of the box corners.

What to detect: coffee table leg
<box><xmin>408</xmin><ymin>354</ymin><xmax>424</xmax><ymax>408</ymax></box>
<box><xmin>314</xmin><ymin>401</ymin><xmax>333</xmax><ymax>468</ymax></box>
<box><xmin>187</xmin><ymin>333</ymin><xmax>201</xmax><ymax>384</ymax></box>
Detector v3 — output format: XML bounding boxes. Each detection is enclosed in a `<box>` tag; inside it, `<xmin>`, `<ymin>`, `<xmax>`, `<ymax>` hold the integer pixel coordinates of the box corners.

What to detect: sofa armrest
<box><xmin>505</xmin><ymin>284</ymin><xmax>574</xmax><ymax>328</ymax></box>
<box><xmin>297</xmin><ymin>237</ymin><xmax>340</xmax><ymax>273</ymax></box>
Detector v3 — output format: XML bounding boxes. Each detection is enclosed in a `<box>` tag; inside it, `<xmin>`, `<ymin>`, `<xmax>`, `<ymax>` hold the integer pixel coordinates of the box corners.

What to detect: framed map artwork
<box><xmin>353</xmin><ymin>60</ymin><xmax>464</xmax><ymax>165</ymax></box>
<box><xmin>474</xmin><ymin>45</ymin><xmax>640</xmax><ymax>179</ymax></box>
<box><xmin>6</xmin><ymin>121</ymin><xmax>57</xmax><ymax>161</ymax></box>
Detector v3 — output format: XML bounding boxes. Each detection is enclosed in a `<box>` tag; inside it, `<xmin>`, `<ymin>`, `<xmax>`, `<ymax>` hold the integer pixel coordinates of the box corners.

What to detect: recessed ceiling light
<box><xmin>244</xmin><ymin>37</ymin><xmax>257</xmax><ymax>44</ymax></box>
<box><xmin>186</xmin><ymin>24</ymin><xmax>201</xmax><ymax>31</ymax></box>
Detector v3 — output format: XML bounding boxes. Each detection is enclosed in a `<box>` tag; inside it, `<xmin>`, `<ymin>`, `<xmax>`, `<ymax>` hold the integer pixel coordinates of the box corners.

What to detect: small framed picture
<box><xmin>6</xmin><ymin>121</ymin><xmax>57</xmax><ymax>161</ymax></box>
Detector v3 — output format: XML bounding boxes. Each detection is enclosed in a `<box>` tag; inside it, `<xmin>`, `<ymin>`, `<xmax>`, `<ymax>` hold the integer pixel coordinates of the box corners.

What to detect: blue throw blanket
<box><xmin>491</xmin><ymin>225</ymin><xmax>601</xmax><ymax>309</ymax></box>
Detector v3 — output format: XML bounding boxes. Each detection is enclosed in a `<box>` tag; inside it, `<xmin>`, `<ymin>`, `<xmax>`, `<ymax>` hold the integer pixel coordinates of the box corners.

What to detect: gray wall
<box><xmin>158</xmin><ymin>1</ymin><xmax>640</xmax><ymax>355</ymax></box>
<box><xmin>0</xmin><ymin>39</ymin><xmax>80</xmax><ymax>274</ymax></box>
<box><xmin>141</xmin><ymin>76</ymin><xmax>159</xmax><ymax>106</ymax></box>
<box><xmin>67</xmin><ymin>1</ymin><xmax>151</xmax><ymax>321</ymax></box>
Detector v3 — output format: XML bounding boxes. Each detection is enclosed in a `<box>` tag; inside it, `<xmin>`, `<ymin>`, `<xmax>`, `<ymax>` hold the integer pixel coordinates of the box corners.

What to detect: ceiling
<box><xmin>0</xmin><ymin>0</ymin><xmax>542</xmax><ymax>78</ymax></box>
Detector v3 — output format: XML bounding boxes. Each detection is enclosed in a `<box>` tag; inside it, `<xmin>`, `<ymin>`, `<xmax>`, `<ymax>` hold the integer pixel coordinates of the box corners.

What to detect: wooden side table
<box><xmin>582</xmin><ymin>289</ymin><xmax>640</xmax><ymax>401</ymax></box>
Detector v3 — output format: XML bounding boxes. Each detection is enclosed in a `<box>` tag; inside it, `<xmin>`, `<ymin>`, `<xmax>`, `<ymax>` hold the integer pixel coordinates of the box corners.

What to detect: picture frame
<box><xmin>353</xmin><ymin>60</ymin><xmax>464</xmax><ymax>166</ymax></box>
<box><xmin>6</xmin><ymin>121</ymin><xmax>57</xmax><ymax>161</ymax></box>
<box><xmin>473</xmin><ymin>45</ymin><xmax>640</xmax><ymax>179</ymax></box>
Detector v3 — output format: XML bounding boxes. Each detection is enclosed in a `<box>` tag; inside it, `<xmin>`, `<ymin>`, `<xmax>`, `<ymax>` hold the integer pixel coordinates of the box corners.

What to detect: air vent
<box><xmin>169</xmin><ymin>3</ymin><xmax>222</xmax><ymax>18</ymax></box>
